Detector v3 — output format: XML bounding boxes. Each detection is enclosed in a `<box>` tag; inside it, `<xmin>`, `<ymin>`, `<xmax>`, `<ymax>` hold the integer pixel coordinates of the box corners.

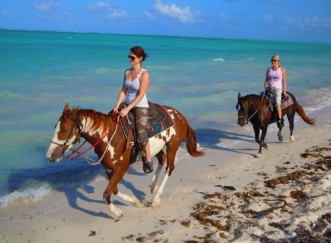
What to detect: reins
<box><xmin>68</xmin><ymin>117</ymin><xmax>122</xmax><ymax>165</ymax></box>
<box><xmin>65</xmin><ymin>111</ymin><xmax>125</xmax><ymax>165</ymax></box>
<box><xmin>245</xmin><ymin>91</ymin><xmax>266</xmax><ymax>124</ymax></box>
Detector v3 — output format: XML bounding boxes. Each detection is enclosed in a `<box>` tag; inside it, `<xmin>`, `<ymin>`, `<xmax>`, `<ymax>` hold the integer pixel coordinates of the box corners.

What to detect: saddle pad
<box><xmin>281</xmin><ymin>95</ymin><xmax>294</xmax><ymax>109</ymax></box>
<box><xmin>119</xmin><ymin>104</ymin><xmax>174</xmax><ymax>139</ymax></box>
<box><xmin>147</xmin><ymin>104</ymin><xmax>174</xmax><ymax>137</ymax></box>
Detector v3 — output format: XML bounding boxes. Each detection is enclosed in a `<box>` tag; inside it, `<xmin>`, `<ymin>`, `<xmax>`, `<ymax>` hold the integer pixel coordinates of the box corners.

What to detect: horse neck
<box><xmin>247</xmin><ymin>95</ymin><xmax>264</xmax><ymax>114</ymax></box>
<box><xmin>77</xmin><ymin>109</ymin><xmax>116</xmax><ymax>142</ymax></box>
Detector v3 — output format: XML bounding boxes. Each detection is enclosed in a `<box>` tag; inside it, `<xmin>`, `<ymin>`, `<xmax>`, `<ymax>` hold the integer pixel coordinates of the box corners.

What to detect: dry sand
<box><xmin>1</xmin><ymin>106</ymin><xmax>330</xmax><ymax>243</ymax></box>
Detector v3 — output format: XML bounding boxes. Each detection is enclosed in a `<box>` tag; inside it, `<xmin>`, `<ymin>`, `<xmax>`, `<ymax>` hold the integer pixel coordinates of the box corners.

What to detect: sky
<box><xmin>1</xmin><ymin>0</ymin><xmax>331</xmax><ymax>43</ymax></box>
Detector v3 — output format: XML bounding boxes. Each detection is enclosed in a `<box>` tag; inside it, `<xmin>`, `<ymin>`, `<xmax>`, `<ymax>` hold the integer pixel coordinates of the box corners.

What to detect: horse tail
<box><xmin>186</xmin><ymin>124</ymin><xmax>204</xmax><ymax>157</ymax></box>
<box><xmin>292</xmin><ymin>94</ymin><xmax>316</xmax><ymax>125</ymax></box>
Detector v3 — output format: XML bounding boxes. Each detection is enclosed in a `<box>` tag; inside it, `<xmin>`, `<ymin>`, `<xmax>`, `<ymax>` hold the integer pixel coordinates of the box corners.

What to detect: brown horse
<box><xmin>236</xmin><ymin>92</ymin><xmax>315</xmax><ymax>157</ymax></box>
<box><xmin>46</xmin><ymin>103</ymin><xmax>204</xmax><ymax>218</ymax></box>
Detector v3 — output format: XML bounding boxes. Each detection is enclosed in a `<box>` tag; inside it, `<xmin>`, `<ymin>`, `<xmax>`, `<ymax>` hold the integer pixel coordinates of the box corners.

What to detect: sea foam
<box><xmin>0</xmin><ymin>185</ymin><xmax>51</xmax><ymax>208</ymax></box>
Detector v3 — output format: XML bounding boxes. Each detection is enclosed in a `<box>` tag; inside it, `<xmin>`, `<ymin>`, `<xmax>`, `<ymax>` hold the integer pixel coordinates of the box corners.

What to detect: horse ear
<box><xmin>64</xmin><ymin>102</ymin><xmax>70</xmax><ymax>112</ymax></box>
<box><xmin>73</xmin><ymin>106</ymin><xmax>79</xmax><ymax>111</ymax></box>
<box><xmin>238</xmin><ymin>93</ymin><xmax>241</xmax><ymax>99</ymax></box>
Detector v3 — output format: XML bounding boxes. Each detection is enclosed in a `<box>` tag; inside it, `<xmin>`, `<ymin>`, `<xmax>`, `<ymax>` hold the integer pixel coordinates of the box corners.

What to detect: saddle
<box><xmin>118</xmin><ymin>102</ymin><xmax>174</xmax><ymax>164</ymax></box>
<box><xmin>264</xmin><ymin>91</ymin><xmax>293</xmax><ymax>113</ymax></box>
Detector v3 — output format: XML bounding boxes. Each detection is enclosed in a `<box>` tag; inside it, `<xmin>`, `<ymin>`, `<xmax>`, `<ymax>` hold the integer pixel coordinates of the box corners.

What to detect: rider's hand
<box><xmin>120</xmin><ymin>107</ymin><xmax>129</xmax><ymax>117</ymax></box>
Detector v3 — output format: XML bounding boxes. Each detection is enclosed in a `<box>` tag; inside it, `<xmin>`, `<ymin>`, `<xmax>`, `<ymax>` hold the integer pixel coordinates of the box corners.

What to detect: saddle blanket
<box><xmin>266</xmin><ymin>93</ymin><xmax>294</xmax><ymax>111</ymax></box>
<box><xmin>281</xmin><ymin>95</ymin><xmax>294</xmax><ymax>109</ymax></box>
<box><xmin>120</xmin><ymin>103</ymin><xmax>174</xmax><ymax>139</ymax></box>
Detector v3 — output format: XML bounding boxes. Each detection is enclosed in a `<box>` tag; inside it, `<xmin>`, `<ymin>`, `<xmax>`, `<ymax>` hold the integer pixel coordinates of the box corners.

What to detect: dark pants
<box><xmin>131</xmin><ymin>107</ymin><xmax>150</xmax><ymax>144</ymax></box>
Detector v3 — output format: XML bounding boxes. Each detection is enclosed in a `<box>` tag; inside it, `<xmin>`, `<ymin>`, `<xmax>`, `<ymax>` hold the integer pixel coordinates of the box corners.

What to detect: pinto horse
<box><xmin>46</xmin><ymin>103</ymin><xmax>204</xmax><ymax>218</ymax></box>
<box><xmin>236</xmin><ymin>92</ymin><xmax>315</xmax><ymax>157</ymax></box>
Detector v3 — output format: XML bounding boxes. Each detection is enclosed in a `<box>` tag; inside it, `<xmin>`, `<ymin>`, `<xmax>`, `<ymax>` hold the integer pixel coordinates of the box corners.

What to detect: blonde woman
<box><xmin>264</xmin><ymin>55</ymin><xmax>288</xmax><ymax>126</ymax></box>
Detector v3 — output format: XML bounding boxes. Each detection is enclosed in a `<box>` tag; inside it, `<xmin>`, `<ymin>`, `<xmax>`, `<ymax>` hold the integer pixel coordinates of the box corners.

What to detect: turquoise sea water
<box><xmin>1</xmin><ymin>29</ymin><xmax>331</xmax><ymax>207</ymax></box>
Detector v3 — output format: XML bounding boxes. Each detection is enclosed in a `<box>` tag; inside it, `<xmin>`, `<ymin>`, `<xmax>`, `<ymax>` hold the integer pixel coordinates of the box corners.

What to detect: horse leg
<box><xmin>151</xmin><ymin>146</ymin><xmax>177</xmax><ymax>207</ymax></box>
<box><xmin>151</xmin><ymin>150</ymin><xmax>166</xmax><ymax>194</ymax></box>
<box><xmin>253</xmin><ymin>126</ymin><xmax>263</xmax><ymax>157</ymax></box>
<box><xmin>103</xmin><ymin>169</ymin><xmax>123</xmax><ymax>218</ymax></box>
<box><xmin>277</xmin><ymin>120</ymin><xmax>284</xmax><ymax>142</ymax></box>
<box><xmin>103</xmin><ymin>159</ymin><xmax>131</xmax><ymax>218</ymax></box>
<box><xmin>260</xmin><ymin>127</ymin><xmax>268</xmax><ymax>149</ymax></box>
<box><xmin>287</xmin><ymin>110</ymin><xmax>296</xmax><ymax>142</ymax></box>
<box><xmin>116</xmin><ymin>191</ymin><xmax>144</xmax><ymax>208</ymax></box>
<box><xmin>256</xmin><ymin>127</ymin><xmax>268</xmax><ymax>157</ymax></box>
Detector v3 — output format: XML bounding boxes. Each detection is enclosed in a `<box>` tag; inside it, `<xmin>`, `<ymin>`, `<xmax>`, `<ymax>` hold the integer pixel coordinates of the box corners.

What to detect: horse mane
<box><xmin>242</xmin><ymin>94</ymin><xmax>263</xmax><ymax>109</ymax></box>
<box><xmin>77</xmin><ymin>108</ymin><xmax>114</xmax><ymax>134</ymax></box>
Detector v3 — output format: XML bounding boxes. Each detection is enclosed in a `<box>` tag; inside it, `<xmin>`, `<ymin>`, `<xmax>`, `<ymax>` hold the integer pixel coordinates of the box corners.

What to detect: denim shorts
<box><xmin>268</xmin><ymin>87</ymin><xmax>282</xmax><ymax>105</ymax></box>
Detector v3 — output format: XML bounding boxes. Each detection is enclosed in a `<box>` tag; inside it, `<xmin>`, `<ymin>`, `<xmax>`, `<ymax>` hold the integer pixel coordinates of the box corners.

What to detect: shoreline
<box><xmin>1</xmin><ymin>105</ymin><xmax>330</xmax><ymax>242</ymax></box>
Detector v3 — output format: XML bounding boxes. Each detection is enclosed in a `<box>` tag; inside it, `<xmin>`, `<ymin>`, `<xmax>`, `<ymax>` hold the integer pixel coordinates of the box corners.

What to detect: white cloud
<box><xmin>0</xmin><ymin>9</ymin><xmax>13</xmax><ymax>17</ymax></box>
<box><xmin>154</xmin><ymin>0</ymin><xmax>201</xmax><ymax>23</ymax></box>
<box><xmin>219</xmin><ymin>12</ymin><xmax>234</xmax><ymax>21</ymax></box>
<box><xmin>285</xmin><ymin>16</ymin><xmax>331</xmax><ymax>30</ymax></box>
<box><xmin>263</xmin><ymin>13</ymin><xmax>273</xmax><ymax>22</ymax></box>
<box><xmin>31</xmin><ymin>0</ymin><xmax>69</xmax><ymax>19</ymax></box>
<box><xmin>88</xmin><ymin>1</ymin><xmax>127</xmax><ymax>19</ymax></box>
<box><xmin>31</xmin><ymin>1</ymin><xmax>62</xmax><ymax>12</ymax></box>
<box><xmin>145</xmin><ymin>11</ymin><xmax>155</xmax><ymax>20</ymax></box>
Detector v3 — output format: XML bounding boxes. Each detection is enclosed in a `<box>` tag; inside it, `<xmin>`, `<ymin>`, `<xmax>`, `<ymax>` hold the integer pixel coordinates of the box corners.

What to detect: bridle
<box><xmin>51</xmin><ymin>112</ymin><xmax>83</xmax><ymax>158</ymax></box>
<box><xmin>237</xmin><ymin>91</ymin><xmax>266</xmax><ymax>124</ymax></box>
<box><xmin>50</xmin><ymin>110</ymin><xmax>125</xmax><ymax>164</ymax></box>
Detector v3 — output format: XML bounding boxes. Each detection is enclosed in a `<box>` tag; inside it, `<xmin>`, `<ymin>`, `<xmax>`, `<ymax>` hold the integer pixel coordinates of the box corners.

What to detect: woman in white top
<box><xmin>264</xmin><ymin>55</ymin><xmax>288</xmax><ymax>126</ymax></box>
<box><xmin>113</xmin><ymin>46</ymin><xmax>153</xmax><ymax>173</ymax></box>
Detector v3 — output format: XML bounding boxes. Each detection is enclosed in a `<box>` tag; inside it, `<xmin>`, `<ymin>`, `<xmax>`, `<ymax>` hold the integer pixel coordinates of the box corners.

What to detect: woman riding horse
<box><xmin>236</xmin><ymin>92</ymin><xmax>315</xmax><ymax>157</ymax></box>
<box><xmin>46</xmin><ymin>103</ymin><xmax>204</xmax><ymax>218</ymax></box>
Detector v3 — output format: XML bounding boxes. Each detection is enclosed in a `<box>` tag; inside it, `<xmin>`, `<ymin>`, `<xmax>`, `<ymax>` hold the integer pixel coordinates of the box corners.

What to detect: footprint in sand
<box><xmin>240</xmin><ymin>161</ymin><xmax>251</xmax><ymax>171</ymax></box>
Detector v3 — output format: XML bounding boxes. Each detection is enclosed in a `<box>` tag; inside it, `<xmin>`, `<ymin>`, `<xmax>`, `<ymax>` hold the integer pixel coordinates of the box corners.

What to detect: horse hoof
<box><xmin>290</xmin><ymin>136</ymin><xmax>296</xmax><ymax>142</ymax></box>
<box><xmin>108</xmin><ymin>203</ymin><xmax>124</xmax><ymax>218</ymax></box>
<box><xmin>255</xmin><ymin>153</ymin><xmax>261</xmax><ymax>158</ymax></box>
<box><xmin>114</xmin><ymin>208</ymin><xmax>124</xmax><ymax>218</ymax></box>
<box><xmin>278</xmin><ymin>136</ymin><xmax>283</xmax><ymax>142</ymax></box>
<box><xmin>132</xmin><ymin>198</ymin><xmax>145</xmax><ymax>208</ymax></box>
<box><xmin>151</xmin><ymin>198</ymin><xmax>161</xmax><ymax>207</ymax></box>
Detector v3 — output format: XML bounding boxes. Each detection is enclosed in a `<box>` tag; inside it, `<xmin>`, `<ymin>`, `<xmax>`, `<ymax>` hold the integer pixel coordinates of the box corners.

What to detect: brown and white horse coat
<box><xmin>46</xmin><ymin>103</ymin><xmax>204</xmax><ymax>218</ymax></box>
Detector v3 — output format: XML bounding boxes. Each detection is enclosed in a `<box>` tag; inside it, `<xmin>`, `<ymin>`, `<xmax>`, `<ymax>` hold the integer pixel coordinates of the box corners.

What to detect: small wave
<box><xmin>0</xmin><ymin>185</ymin><xmax>51</xmax><ymax>208</ymax></box>
<box><xmin>216</xmin><ymin>135</ymin><xmax>255</xmax><ymax>148</ymax></box>
<box><xmin>304</xmin><ymin>88</ymin><xmax>331</xmax><ymax>111</ymax></box>
<box><xmin>217</xmin><ymin>139</ymin><xmax>240</xmax><ymax>148</ymax></box>
<box><xmin>212</xmin><ymin>58</ymin><xmax>225</xmax><ymax>62</ymax></box>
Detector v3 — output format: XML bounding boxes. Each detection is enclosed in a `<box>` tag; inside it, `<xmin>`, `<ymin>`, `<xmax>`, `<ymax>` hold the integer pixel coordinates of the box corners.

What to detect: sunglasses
<box><xmin>271</xmin><ymin>59</ymin><xmax>278</xmax><ymax>62</ymax></box>
<box><xmin>128</xmin><ymin>55</ymin><xmax>138</xmax><ymax>61</ymax></box>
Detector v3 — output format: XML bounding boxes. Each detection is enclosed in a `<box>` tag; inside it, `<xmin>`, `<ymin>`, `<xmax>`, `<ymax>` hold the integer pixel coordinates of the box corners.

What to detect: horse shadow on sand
<box><xmin>195</xmin><ymin>128</ymin><xmax>258</xmax><ymax>155</ymax></box>
<box><xmin>7</xmin><ymin>148</ymin><xmax>148</xmax><ymax>220</ymax></box>
<box><xmin>8</xmin><ymin>129</ymin><xmax>260</xmax><ymax>219</ymax></box>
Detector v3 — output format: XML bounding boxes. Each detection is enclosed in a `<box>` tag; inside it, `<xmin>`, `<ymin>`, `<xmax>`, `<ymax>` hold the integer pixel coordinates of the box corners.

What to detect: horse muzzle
<box><xmin>47</xmin><ymin>152</ymin><xmax>63</xmax><ymax>163</ymax></box>
<box><xmin>46</xmin><ymin>146</ymin><xmax>64</xmax><ymax>163</ymax></box>
<box><xmin>237</xmin><ymin>118</ymin><xmax>247</xmax><ymax>127</ymax></box>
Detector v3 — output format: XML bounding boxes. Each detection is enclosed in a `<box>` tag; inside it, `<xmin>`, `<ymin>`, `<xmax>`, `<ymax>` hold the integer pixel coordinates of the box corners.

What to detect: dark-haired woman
<box><xmin>113</xmin><ymin>46</ymin><xmax>153</xmax><ymax>173</ymax></box>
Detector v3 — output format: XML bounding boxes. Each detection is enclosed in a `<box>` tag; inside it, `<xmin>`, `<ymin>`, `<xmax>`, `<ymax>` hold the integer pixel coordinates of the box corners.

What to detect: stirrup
<box><xmin>143</xmin><ymin>160</ymin><xmax>153</xmax><ymax>174</ymax></box>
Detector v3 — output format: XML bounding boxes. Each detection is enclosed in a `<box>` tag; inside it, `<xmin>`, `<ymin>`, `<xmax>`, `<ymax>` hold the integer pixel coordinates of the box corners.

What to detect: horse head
<box><xmin>46</xmin><ymin>103</ymin><xmax>83</xmax><ymax>163</ymax></box>
<box><xmin>236</xmin><ymin>93</ymin><xmax>249</xmax><ymax>127</ymax></box>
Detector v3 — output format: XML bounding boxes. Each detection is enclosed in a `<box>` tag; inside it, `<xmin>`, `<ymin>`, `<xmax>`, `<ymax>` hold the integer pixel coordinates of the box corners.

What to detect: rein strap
<box><xmin>66</xmin><ymin>112</ymin><xmax>125</xmax><ymax>161</ymax></box>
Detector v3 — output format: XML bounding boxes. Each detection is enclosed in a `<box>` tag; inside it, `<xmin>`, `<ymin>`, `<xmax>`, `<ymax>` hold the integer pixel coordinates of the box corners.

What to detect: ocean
<box><xmin>1</xmin><ymin>29</ymin><xmax>331</xmax><ymax>208</ymax></box>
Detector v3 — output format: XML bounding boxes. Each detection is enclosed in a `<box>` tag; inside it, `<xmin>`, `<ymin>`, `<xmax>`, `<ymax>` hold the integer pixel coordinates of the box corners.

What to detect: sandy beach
<box><xmin>1</xmin><ymin>105</ymin><xmax>330</xmax><ymax>243</ymax></box>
